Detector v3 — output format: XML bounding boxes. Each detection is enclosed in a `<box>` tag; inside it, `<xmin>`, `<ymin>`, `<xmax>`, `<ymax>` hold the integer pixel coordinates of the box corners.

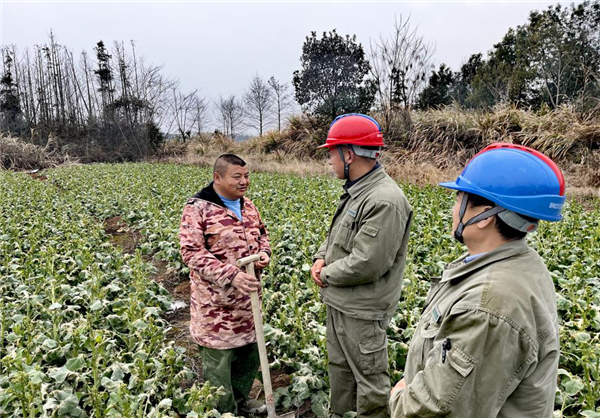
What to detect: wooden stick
<box><xmin>237</xmin><ymin>255</ymin><xmax>276</xmax><ymax>417</ymax></box>
<box><xmin>236</xmin><ymin>253</ymin><xmax>261</xmax><ymax>267</ymax></box>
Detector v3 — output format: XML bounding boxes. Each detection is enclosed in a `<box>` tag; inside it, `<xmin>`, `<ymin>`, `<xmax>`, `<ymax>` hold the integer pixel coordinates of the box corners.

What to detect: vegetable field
<box><xmin>1</xmin><ymin>163</ymin><xmax>599</xmax><ymax>417</ymax></box>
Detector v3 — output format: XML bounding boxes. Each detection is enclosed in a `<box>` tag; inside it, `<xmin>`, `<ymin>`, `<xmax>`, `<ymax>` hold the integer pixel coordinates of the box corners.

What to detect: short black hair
<box><xmin>467</xmin><ymin>193</ymin><xmax>532</xmax><ymax>240</ymax></box>
<box><xmin>213</xmin><ymin>154</ymin><xmax>247</xmax><ymax>176</ymax></box>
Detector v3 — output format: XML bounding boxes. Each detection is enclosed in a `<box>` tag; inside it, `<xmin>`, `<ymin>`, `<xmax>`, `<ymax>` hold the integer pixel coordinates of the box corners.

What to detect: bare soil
<box><xmin>102</xmin><ymin>218</ymin><xmax>308</xmax><ymax>416</ymax></box>
<box><xmin>103</xmin><ymin>216</ymin><xmax>142</xmax><ymax>254</ymax></box>
<box><xmin>27</xmin><ymin>171</ymin><xmax>48</xmax><ymax>181</ymax></box>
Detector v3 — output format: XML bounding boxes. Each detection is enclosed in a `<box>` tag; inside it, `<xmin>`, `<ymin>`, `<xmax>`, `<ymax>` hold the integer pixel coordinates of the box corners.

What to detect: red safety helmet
<box><xmin>318</xmin><ymin>114</ymin><xmax>384</xmax><ymax>149</ymax></box>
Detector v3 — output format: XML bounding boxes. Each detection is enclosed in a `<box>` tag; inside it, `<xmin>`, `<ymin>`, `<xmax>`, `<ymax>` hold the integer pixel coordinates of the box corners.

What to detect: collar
<box><xmin>193</xmin><ymin>182</ymin><xmax>245</xmax><ymax>209</ymax></box>
<box><xmin>217</xmin><ymin>193</ymin><xmax>240</xmax><ymax>204</ymax></box>
<box><xmin>344</xmin><ymin>164</ymin><xmax>385</xmax><ymax>198</ymax></box>
<box><xmin>344</xmin><ymin>162</ymin><xmax>381</xmax><ymax>190</ymax></box>
<box><xmin>441</xmin><ymin>238</ymin><xmax>529</xmax><ymax>283</ymax></box>
<box><xmin>464</xmin><ymin>253</ymin><xmax>486</xmax><ymax>263</ymax></box>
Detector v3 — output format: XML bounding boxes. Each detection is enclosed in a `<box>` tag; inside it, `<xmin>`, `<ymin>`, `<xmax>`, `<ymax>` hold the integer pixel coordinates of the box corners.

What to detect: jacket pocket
<box><xmin>358</xmin><ymin>322</ymin><xmax>388</xmax><ymax>375</ymax></box>
<box><xmin>447</xmin><ymin>345</ymin><xmax>476</xmax><ymax>378</ymax></box>
<box><xmin>421</xmin><ymin>343</ymin><xmax>477</xmax><ymax>412</ymax></box>
<box><xmin>354</xmin><ymin>224</ymin><xmax>379</xmax><ymax>257</ymax></box>
<box><xmin>335</xmin><ymin>216</ymin><xmax>355</xmax><ymax>251</ymax></box>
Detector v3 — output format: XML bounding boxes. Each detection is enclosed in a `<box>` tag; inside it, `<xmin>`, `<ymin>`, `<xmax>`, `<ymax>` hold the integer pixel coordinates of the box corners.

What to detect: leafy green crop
<box><xmin>1</xmin><ymin>163</ymin><xmax>598</xmax><ymax>417</ymax></box>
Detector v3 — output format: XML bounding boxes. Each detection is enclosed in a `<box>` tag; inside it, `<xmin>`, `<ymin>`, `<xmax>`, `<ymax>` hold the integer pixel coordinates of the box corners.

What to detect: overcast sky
<box><xmin>1</xmin><ymin>1</ymin><xmax>568</xmax><ymax>112</ymax></box>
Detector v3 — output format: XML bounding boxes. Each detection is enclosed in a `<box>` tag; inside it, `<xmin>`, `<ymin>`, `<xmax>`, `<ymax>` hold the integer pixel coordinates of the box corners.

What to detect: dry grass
<box><xmin>237</xmin><ymin>115</ymin><xmax>329</xmax><ymax>159</ymax></box>
<box><xmin>379</xmin><ymin>104</ymin><xmax>600</xmax><ymax>188</ymax></box>
<box><xmin>368</xmin><ymin>104</ymin><xmax>599</xmax><ymax>170</ymax></box>
<box><xmin>0</xmin><ymin>134</ymin><xmax>78</xmax><ymax>170</ymax></box>
<box><xmin>230</xmin><ymin>152</ymin><xmax>330</xmax><ymax>177</ymax></box>
<box><xmin>381</xmin><ymin>147</ymin><xmax>458</xmax><ymax>186</ymax></box>
<box><xmin>158</xmin><ymin>105</ymin><xmax>599</xmax><ymax>193</ymax></box>
<box><xmin>409</xmin><ymin>105</ymin><xmax>484</xmax><ymax>163</ymax></box>
<box><xmin>5</xmin><ymin>106</ymin><xmax>596</xmax><ymax>195</ymax></box>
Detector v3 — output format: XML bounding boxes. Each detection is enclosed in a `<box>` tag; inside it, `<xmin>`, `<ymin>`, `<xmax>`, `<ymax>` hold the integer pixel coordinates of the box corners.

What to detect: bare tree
<box><xmin>166</xmin><ymin>88</ymin><xmax>210</xmax><ymax>140</ymax></box>
<box><xmin>243</xmin><ymin>74</ymin><xmax>273</xmax><ymax>136</ymax></box>
<box><xmin>169</xmin><ymin>88</ymin><xmax>197</xmax><ymax>140</ymax></box>
<box><xmin>1</xmin><ymin>33</ymin><xmax>204</xmax><ymax>159</ymax></box>
<box><xmin>369</xmin><ymin>14</ymin><xmax>434</xmax><ymax>132</ymax></box>
<box><xmin>215</xmin><ymin>95</ymin><xmax>245</xmax><ymax>138</ymax></box>
<box><xmin>267</xmin><ymin>76</ymin><xmax>293</xmax><ymax>133</ymax></box>
<box><xmin>191</xmin><ymin>94</ymin><xmax>210</xmax><ymax>135</ymax></box>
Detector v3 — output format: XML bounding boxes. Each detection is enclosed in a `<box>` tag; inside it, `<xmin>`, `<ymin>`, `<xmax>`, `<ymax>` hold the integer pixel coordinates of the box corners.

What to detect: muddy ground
<box><xmin>103</xmin><ymin>216</ymin><xmax>314</xmax><ymax>417</ymax></box>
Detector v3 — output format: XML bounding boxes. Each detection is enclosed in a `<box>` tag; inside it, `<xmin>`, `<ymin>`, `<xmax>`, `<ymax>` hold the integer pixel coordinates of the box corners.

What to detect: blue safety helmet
<box><xmin>440</xmin><ymin>143</ymin><xmax>566</xmax><ymax>242</ymax></box>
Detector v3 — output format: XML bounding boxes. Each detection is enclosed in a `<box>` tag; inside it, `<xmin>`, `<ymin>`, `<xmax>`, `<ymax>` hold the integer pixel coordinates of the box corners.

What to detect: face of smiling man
<box><xmin>213</xmin><ymin>163</ymin><xmax>250</xmax><ymax>200</ymax></box>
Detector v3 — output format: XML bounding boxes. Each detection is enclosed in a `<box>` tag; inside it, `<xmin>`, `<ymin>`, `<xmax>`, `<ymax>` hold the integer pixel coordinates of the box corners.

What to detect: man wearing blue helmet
<box><xmin>390</xmin><ymin>143</ymin><xmax>566</xmax><ymax>417</ymax></box>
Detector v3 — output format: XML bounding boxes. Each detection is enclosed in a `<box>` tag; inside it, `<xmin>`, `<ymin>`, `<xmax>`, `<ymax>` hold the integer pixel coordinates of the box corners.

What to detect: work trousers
<box><xmin>202</xmin><ymin>343</ymin><xmax>260</xmax><ymax>415</ymax></box>
<box><xmin>327</xmin><ymin>306</ymin><xmax>391</xmax><ymax>418</ymax></box>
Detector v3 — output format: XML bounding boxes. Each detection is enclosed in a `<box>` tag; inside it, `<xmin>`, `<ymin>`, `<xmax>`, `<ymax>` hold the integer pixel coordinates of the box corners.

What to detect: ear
<box><xmin>213</xmin><ymin>172</ymin><xmax>221</xmax><ymax>182</ymax></box>
<box><xmin>476</xmin><ymin>207</ymin><xmax>496</xmax><ymax>229</ymax></box>
<box><xmin>346</xmin><ymin>147</ymin><xmax>355</xmax><ymax>164</ymax></box>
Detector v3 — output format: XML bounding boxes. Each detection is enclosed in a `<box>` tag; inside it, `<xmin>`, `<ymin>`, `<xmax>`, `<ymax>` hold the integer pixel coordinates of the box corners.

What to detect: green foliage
<box><xmin>146</xmin><ymin>121</ymin><xmax>165</xmax><ymax>153</ymax></box>
<box><xmin>1</xmin><ymin>163</ymin><xmax>599</xmax><ymax>417</ymax></box>
<box><xmin>94</xmin><ymin>41</ymin><xmax>114</xmax><ymax>99</ymax></box>
<box><xmin>417</xmin><ymin>64</ymin><xmax>455</xmax><ymax>109</ymax></box>
<box><xmin>0</xmin><ymin>169</ymin><xmax>199</xmax><ymax>416</ymax></box>
<box><xmin>449</xmin><ymin>53</ymin><xmax>484</xmax><ymax>107</ymax></box>
<box><xmin>293</xmin><ymin>30</ymin><xmax>376</xmax><ymax>120</ymax></box>
<box><xmin>525</xmin><ymin>1</ymin><xmax>600</xmax><ymax>109</ymax></box>
<box><xmin>459</xmin><ymin>1</ymin><xmax>600</xmax><ymax>111</ymax></box>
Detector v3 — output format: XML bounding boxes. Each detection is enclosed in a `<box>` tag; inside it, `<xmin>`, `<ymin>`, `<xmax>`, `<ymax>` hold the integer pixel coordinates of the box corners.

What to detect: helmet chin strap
<box><xmin>454</xmin><ymin>193</ymin><xmax>507</xmax><ymax>243</ymax></box>
<box><xmin>337</xmin><ymin>146</ymin><xmax>350</xmax><ymax>180</ymax></box>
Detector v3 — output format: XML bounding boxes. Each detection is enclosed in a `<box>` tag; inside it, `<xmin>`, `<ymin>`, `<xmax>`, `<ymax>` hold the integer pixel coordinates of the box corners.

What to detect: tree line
<box><xmin>1</xmin><ymin>1</ymin><xmax>598</xmax><ymax>161</ymax></box>
<box><xmin>0</xmin><ymin>33</ymin><xmax>294</xmax><ymax>160</ymax></box>
<box><xmin>293</xmin><ymin>1</ymin><xmax>600</xmax><ymax>132</ymax></box>
<box><xmin>417</xmin><ymin>1</ymin><xmax>600</xmax><ymax>111</ymax></box>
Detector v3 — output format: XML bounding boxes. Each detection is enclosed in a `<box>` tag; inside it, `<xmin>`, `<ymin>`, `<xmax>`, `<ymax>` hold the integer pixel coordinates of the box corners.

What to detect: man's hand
<box><xmin>391</xmin><ymin>378</ymin><xmax>406</xmax><ymax>396</ymax></box>
<box><xmin>255</xmin><ymin>251</ymin><xmax>270</xmax><ymax>269</ymax></box>
<box><xmin>231</xmin><ymin>271</ymin><xmax>260</xmax><ymax>295</ymax></box>
<box><xmin>310</xmin><ymin>259</ymin><xmax>327</xmax><ymax>288</ymax></box>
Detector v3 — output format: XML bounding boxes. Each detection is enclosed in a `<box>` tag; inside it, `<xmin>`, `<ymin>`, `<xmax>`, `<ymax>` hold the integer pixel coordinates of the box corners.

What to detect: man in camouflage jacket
<box><xmin>179</xmin><ymin>154</ymin><xmax>271</xmax><ymax>415</ymax></box>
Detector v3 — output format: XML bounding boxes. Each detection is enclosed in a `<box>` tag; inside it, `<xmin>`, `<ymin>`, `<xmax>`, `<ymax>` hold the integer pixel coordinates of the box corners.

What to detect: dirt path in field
<box><xmin>104</xmin><ymin>216</ymin><xmax>142</xmax><ymax>253</ymax></box>
<box><xmin>103</xmin><ymin>217</ymin><xmax>312</xmax><ymax>417</ymax></box>
<box><xmin>103</xmin><ymin>216</ymin><xmax>202</xmax><ymax>378</ymax></box>
<box><xmin>26</xmin><ymin>170</ymin><xmax>48</xmax><ymax>181</ymax></box>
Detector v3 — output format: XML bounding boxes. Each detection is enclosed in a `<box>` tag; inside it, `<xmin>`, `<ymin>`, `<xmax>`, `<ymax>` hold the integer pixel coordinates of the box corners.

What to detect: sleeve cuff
<box><xmin>389</xmin><ymin>387</ymin><xmax>404</xmax><ymax>409</ymax></box>
<box><xmin>321</xmin><ymin>265</ymin><xmax>331</xmax><ymax>286</ymax></box>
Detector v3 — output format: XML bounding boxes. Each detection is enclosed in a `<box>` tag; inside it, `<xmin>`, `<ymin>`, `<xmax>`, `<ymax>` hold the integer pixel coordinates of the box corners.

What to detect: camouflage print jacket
<box><xmin>179</xmin><ymin>182</ymin><xmax>271</xmax><ymax>349</ymax></box>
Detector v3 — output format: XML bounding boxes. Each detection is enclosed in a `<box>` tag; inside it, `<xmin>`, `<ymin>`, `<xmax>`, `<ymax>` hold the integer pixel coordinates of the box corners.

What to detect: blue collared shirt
<box><xmin>464</xmin><ymin>253</ymin><xmax>486</xmax><ymax>263</ymax></box>
<box><xmin>217</xmin><ymin>193</ymin><xmax>242</xmax><ymax>221</ymax></box>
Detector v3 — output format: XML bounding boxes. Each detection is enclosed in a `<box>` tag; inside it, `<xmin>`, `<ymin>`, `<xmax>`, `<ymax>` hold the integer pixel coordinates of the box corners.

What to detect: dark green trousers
<box><xmin>202</xmin><ymin>343</ymin><xmax>260</xmax><ymax>415</ymax></box>
<box><xmin>327</xmin><ymin>306</ymin><xmax>391</xmax><ymax>418</ymax></box>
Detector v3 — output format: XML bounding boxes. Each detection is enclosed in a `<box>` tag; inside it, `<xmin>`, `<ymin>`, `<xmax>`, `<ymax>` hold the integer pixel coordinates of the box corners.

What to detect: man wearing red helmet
<box><xmin>390</xmin><ymin>144</ymin><xmax>566</xmax><ymax>417</ymax></box>
<box><xmin>310</xmin><ymin>114</ymin><xmax>413</xmax><ymax>418</ymax></box>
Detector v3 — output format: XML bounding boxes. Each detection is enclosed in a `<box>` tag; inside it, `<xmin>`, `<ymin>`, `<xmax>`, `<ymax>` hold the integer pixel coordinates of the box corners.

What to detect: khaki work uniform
<box><xmin>390</xmin><ymin>239</ymin><xmax>559</xmax><ymax>417</ymax></box>
<box><xmin>315</xmin><ymin>166</ymin><xmax>413</xmax><ymax>418</ymax></box>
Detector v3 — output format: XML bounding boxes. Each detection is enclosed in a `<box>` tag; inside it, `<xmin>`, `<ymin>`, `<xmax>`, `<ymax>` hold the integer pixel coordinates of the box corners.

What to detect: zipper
<box><xmin>240</xmin><ymin>200</ymin><xmax>252</xmax><ymax>256</ymax></box>
<box><xmin>206</xmin><ymin>200</ymin><xmax>253</xmax><ymax>256</ymax></box>
<box><xmin>324</xmin><ymin>193</ymin><xmax>350</xmax><ymax>257</ymax></box>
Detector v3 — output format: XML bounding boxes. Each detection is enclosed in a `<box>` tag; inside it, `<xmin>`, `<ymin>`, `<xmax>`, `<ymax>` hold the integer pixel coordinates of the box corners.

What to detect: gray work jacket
<box><xmin>315</xmin><ymin>166</ymin><xmax>413</xmax><ymax>320</ymax></box>
<box><xmin>390</xmin><ymin>239</ymin><xmax>559</xmax><ymax>417</ymax></box>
